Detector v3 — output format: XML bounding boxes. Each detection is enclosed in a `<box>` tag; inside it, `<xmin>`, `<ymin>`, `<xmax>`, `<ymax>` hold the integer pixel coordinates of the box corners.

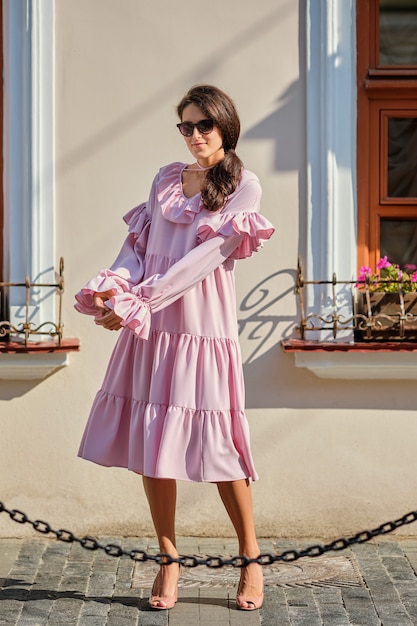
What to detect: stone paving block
<box><xmin>392</xmin><ymin>582</ymin><xmax>417</xmax><ymax>623</ymax></box>
<box><xmin>168</xmin><ymin>588</ymin><xmax>200</xmax><ymax>625</ymax></box>
<box><xmin>197</xmin><ymin>538</ymin><xmax>227</xmax><ymax>555</ymax></box>
<box><xmin>4</xmin><ymin>540</ymin><xmax>47</xmax><ymax>626</ymax></box>
<box><xmin>381</xmin><ymin>555</ymin><xmax>417</xmax><ymax>583</ymax></box>
<box><xmin>223</xmin><ymin>538</ymin><xmax>239</xmax><ymax>554</ymax></box>
<box><xmin>47</xmin><ymin>596</ymin><xmax>85</xmax><ymax>623</ymax></box>
<box><xmin>61</xmin><ymin>560</ymin><xmax>92</xmax><ymax>580</ymax></box>
<box><xmin>106</xmin><ymin>606</ymin><xmax>140</xmax><ymax>626</ymax></box>
<box><xmin>198</xmin><ymin>586</ymin><xmax>232</xmax><ymax>621</ymax></box>
<box><xmin>229</xmin><ymin>604</ymin><xmax>261</xmax><ymax>625</ymax></box>
<box><xmin>377</xmin><ymin>540</ymin><xmax>404</xmax><ymax>557</ymax></box>
<box><xmin>66</xmin><ymin>541</ymin><xmax>93</xmax><ymax>562</ymax></box>
<box><xmin>314</xmin><ymin>587</ymin><xmax>351</xmax><ymax>625</ymax></box>
<box><xmin>87</xmin><ymin>570</ymin><xmax>117</xmax><ymax>597</ymax></box>
<box><xmin>352</xmin><ymin>546</ymin><xmax>414</xmax><ymax>625</ymax></box>
<box><xmin>341</xmin><ymin>587</ymin><xmax>381</xmax><ymax>626</ymax></box>
<box><xmin>257</xmin><ymin>539</ymin><xmax>274</xmax><ymax>553</ymax></box>
<box><xmin>45</xmin><ymin>541</ymin><xmax>91</xmax><ymax>624</ymax></box>
<box><xmin>0</xmin><ymin>605</ymin><xmax>22</xmax><ymax>626</ymax></box>
<box><xmin>261</xmin><ymin>587</ymin><xmax>291</xmax><ymax>625</ymax></box>
<box><xmin>78</xmin><ymin>597</ymin><xmax>112</xmax><ymax>625</ymax></box>
<box><xmin>17</xmin><ymin>559</ymin><xmax>61</xmax><ymax>625</ymax></box>
<box><xmin>136</xmin><ymin>603</ymin><xmax>169</xmax><ymax>625</ymax></box>
<box><xmin>17</xmin><ymin>604</ymin><xmax>51</xmax><ymax>626</ymax></box>
<box><xmin>176</xmin><ymin>537</ymin><xmax>199</xmax><ymax>554</ymax></box>
<box><xmin>286</xmin><ymin>587</ymin><xmax>322</xmax><ymax>626</ymax></box>
<box><xmin>106</xmin><ymin>569</ymin><xmax>141</xmax><ymax>626</ymax></box>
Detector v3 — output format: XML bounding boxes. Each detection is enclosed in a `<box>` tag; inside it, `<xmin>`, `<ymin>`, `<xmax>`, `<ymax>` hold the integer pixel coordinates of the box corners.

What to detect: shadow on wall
<box><xmin>243</xmin><ymin>79</ymin><xmax>303</xmax><ymax>173</ymax></box>
<box><xmin>237</xmin><ymin>268</ymin><xmax>299</xmax><ymax>365</ymax></box>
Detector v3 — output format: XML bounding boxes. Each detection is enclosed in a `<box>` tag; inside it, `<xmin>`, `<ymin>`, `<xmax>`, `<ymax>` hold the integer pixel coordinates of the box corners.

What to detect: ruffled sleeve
<box><xmin>74</xmin><ymin>202</ymin><xmax>150</xmax><ymax>316</ymax></box>
<box><xmin>196</xmin><ymin>172</ymin><xmax>274</xmax><ymax>259</ymax></box>
<box><xmin>104</xmin><ymin>233</ymin><xmax>246</xmax><ymax>339</ymax></box>
<box><xmin>197</xmin><ymin>210</ymin><xmax>274</xmax><ymax>260</ymax></box>
<box><xmin>75</xmin><ymin>167</ymin><xmax>274</xmax><ymax>339</ymax></box>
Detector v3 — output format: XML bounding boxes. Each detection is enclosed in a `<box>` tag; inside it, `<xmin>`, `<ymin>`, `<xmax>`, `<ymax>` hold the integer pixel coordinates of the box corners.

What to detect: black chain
<box><xmin>1</xmin><ymin>500</ymin><xmax>417</xmax><ymax>568</ymax></box>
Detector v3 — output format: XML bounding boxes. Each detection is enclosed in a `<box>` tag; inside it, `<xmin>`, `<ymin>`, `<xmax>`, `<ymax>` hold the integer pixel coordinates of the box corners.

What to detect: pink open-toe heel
<box><xmin>148</xmin><ymin>564</ymin><xmax>181</xmax><ymax>610</ymax></box>
<box><xmin>236</xmin><ymin>591</ymin><xmax>264</xmax><ymax>611</ymax></box>
<box><xmin>236</xmin><ymin>564</ymin><xmax>264</xmax><ymax>611</ymax></box>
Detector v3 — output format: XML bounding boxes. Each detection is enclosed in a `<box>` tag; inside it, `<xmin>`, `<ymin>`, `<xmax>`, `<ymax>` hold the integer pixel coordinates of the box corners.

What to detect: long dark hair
<box><xmin>177</xmin><ymin>85</ymin><xmax>243</xmax><ymax>212</ymax></box>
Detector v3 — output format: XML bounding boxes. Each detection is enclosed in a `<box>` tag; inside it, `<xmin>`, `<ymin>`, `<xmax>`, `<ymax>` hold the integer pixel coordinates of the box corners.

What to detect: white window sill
<box><xmin>0</xmin><ymin>339</ymin><xmax>80</xmax><ymax>380</ymax></box>
<box><xmin>282</xmin><ymin>340</ymin><xmax>417</xmax><ymax>380</ymax></box>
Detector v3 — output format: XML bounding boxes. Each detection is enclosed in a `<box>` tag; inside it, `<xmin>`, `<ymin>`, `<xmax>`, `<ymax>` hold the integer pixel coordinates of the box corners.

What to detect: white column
<box><xmin>3</xmin><ymin>0</ymin><xmax>55</xmax><ymax>334</ymax></box>
<box><xmin>305</xmin><ymin>0</ymin><xmax>357</xmax><ymax>340</ymax></box>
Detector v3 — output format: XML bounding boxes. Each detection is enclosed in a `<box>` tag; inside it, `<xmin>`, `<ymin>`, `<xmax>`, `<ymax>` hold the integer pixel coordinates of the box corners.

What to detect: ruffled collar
<box><xmin>156</xmin><ymin>162</ymin><xmax>203</xmax><ymax>224</ymax></box>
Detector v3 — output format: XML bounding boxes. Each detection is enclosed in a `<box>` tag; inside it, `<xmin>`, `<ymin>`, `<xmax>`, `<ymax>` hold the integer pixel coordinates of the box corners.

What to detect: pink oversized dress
<box><xmin>75</xmin><ymin>162</ymin><xmax>274</xmax><ymax>482</ymax></box>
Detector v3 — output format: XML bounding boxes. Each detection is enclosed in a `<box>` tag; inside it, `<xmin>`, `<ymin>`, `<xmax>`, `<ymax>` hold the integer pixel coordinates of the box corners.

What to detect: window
<box><xmin>0</xmin><ymin>1</ymin><xmax>3</xmax><ymax>288</ymax></box>
<box><xmin>1</xmin><ymin>1</ymin><xmax>79</xmax><ymax>379</ymax></box>
<box><xmin>282</xmin><ymin>0</ymin><xmax>417</xmax><ymax>378</ymax></box>
<box><xmin>357</xmin><ymin>0</ymin><xmax>417</xmax><ymax>271</ymax></box>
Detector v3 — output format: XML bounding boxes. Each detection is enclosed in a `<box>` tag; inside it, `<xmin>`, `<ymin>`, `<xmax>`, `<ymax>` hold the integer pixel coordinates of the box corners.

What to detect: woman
<box><xmin>75</xmin><ymin>84</ymin><xmax>274</xmax><ymax>611</ymax></box>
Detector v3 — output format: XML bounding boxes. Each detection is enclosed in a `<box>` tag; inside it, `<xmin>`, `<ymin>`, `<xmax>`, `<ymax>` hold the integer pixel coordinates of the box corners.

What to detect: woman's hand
<box><xmin>93</xmin><ymin>292</ymin><xmax>123</xmax><ymax>331</ymax></box>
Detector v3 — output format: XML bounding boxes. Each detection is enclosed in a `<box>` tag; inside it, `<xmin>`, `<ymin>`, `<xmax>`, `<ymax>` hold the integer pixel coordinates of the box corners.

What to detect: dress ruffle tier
<box><xmin>75</xmin><ymin>162</ymin><xmax>274</xmax><ymax>482</ymax></box>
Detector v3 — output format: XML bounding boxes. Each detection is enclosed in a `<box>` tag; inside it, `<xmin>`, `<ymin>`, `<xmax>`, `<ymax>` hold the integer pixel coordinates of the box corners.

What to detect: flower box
<box><xmin>354</xmin><ymin>292</ymin><xmax>417</xmax><ymax>341</ymax></box>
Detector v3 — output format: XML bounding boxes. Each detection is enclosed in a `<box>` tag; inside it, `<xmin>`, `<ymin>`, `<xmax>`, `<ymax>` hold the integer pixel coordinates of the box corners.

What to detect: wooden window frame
<box><xmin>357</xmin><ymin>0</ymin><xmax>417</xmax><ymax>271</ymax></box>
<box><xmin>0</xmin><ymin>1</ymin><xmax>3</xmax><ymax>285</ymax></box>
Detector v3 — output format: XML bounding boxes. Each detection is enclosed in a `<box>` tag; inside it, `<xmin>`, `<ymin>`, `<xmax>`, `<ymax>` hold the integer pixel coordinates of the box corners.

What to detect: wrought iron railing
<box><xmin>0</xmin><ymin>258</ymin><xmax>65</xmax><ymax>347</ymax></box>
<box><xmin>296</xmin><ymin>259</ymin><xmax>417</xmax><ymax>341</ymax></box>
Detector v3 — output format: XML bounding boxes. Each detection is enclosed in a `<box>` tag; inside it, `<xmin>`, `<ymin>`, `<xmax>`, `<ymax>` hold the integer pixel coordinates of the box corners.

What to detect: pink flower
<box><xmin>405</xmin><ymin>264</ymin><xmax>417</xmax><ymax>271</ymax></box>
<box><xmin>359</xmin><ymin>265</ymin><xmax>372</xmax><ymax>277</ymax></box>
<box><xmin>356</xmin><ymin>266</ymin><xmax>373</xmax><ymax>287</ymax></box>
<box><xmin>412</xmin><ymin>271</ymin><xmax>417</xmax><ymax>283</ymax></box>
<box><xmin>376</xmin><ymin>256</ymin><xmax>391</xmax><ymax>270</ymax></box>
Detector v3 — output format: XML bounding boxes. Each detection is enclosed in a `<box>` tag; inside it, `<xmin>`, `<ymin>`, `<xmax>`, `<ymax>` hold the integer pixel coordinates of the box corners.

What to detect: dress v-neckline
<box><xmin>180</xmin><ymin>164</ymin><xmax>202</xmax><ymax>200</ymax></box>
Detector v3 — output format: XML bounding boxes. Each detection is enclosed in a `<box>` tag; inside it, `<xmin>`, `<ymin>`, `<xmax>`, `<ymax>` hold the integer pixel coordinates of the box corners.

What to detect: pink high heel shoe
<box><xmin>149</xmin><ymin>564</ymin><xmax>180</xmax><ymax>610</ymax></box>
<box><xmin>236</xmin><ymin>591</ymin><xmax>264</xmax><ymax>611</ymax></box>
<box><xmin>236</xmin><ymin>564</ymin><xmax>264</xmax><ymax>611</ymax></box>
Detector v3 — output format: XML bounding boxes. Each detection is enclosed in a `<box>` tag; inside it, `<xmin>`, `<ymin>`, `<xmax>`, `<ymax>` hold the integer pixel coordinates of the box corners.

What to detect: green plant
<box><xmin>356</xmin><ymin>257</ymin><xmax>417</xmax><ymax>293</ymax></box>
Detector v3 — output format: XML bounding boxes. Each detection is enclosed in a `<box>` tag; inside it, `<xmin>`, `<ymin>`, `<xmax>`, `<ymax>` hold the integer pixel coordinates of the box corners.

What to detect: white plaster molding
<box><xmin>0</xmin><ymin>353</ymin><xmax>68</xmax><ymax>380</ymax></box>
<box><xmin>294</xmin><ymin>352</ymin><xmax>417</xmax><ymax>380</ymax></box>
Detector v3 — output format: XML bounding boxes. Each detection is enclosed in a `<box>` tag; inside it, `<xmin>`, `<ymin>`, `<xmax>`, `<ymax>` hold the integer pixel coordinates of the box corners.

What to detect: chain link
<box><xmin>1</xmin><ymin>500</ymin><xmax>417</xmax><ymax>568</ymax></box>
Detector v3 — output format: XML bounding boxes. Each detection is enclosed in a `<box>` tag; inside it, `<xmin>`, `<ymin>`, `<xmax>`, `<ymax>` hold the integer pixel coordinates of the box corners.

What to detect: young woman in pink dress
<box><xmin>75</xmin><ymin>84</ymin><xmax>274</xmax><ymax>611</ymax></box>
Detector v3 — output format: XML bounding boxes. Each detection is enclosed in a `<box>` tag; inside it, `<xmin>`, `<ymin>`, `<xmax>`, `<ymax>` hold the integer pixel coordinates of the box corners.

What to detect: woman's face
<box><xmin>180</xmin><ymin>103</ymin><xmax>224</xmax><ymax>167</ymax></box>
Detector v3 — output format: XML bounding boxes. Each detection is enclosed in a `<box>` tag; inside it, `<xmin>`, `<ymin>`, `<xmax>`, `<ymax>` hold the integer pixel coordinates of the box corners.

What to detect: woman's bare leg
<box><xmin>217</xmin><ymin>479</ymin><xmax>263</xmax><ymax>608</ymax></box>
<box><xmin>142</xmin><ymin>476</ymin><xmax>180</xmax><ymax>608</ymax></box>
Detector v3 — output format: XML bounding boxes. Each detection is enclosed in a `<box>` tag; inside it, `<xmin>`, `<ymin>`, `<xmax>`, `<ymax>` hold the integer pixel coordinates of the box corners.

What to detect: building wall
<box><xmin>1</xmin><ymin>0</ymin><xmax>417</xmax><ymax>542</ymax></box>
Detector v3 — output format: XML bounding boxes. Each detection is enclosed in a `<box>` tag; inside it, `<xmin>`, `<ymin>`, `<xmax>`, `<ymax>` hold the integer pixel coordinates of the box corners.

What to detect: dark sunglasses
<box><xmin>176</xmin><ymin>119</ymin><xmax>214</xmax><ymax>137</ymax></box>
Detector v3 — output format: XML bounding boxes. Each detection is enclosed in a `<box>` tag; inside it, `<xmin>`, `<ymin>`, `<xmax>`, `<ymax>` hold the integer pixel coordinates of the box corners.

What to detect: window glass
<box><xmin>387</xmin><ymin>117</ymin><xmax>417</xmax><ymax>197</ymax></box>
<box><xmin>379</xmin><ymin>0</ymin><xmax>417</xmax><ymax>65</ymax></box>
<box><xmin>380</xmin><ymin>219</ymin><xmax>417</xmax><ymax>267</ymax></box>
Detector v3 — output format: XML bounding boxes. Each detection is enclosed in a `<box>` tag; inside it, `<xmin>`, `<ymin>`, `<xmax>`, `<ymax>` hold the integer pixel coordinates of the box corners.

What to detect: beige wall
<box><xmin>2</xmin><ymin>0</ymin><xmax>417</xmax><ymax>543</ymax></box>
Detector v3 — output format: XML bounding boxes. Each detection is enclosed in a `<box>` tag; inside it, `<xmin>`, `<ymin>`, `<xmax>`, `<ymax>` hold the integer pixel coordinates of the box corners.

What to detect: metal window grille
<box><xmin>296</xmin><ymin>259</ymin><xmax>417</xmax><ymax>341</ymax></box>
<box><xmin>0</xmin><ymin>258</ymin><xmax>64</xmax><ymax>347</ymax></box>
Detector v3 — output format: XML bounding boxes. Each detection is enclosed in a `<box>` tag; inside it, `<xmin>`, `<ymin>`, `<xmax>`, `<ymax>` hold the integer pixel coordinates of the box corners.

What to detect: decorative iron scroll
<box><xmin>0</xmin><ymin>258</ymin><xmax>64</xmax><ymax>347</ymax></box>
<box><xmin>296</xmin><ymin>258</ymin><xmax>417</xmax><ymax>341</ymax></box>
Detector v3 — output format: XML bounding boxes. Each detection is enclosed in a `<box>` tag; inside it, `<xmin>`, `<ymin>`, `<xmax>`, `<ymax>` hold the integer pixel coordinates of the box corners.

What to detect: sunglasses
<box><xmin>176</xmin><ymin>119</ymin><xmax>214</xmax><ymax>137</ymax></box>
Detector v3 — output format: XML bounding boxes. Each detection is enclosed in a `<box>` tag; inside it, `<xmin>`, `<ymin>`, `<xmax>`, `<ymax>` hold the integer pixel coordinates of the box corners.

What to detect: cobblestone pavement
<box><xmin>1</xmin><ymin>536</ymin><xmax>417</xmax><ymax>625</ymax></box>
